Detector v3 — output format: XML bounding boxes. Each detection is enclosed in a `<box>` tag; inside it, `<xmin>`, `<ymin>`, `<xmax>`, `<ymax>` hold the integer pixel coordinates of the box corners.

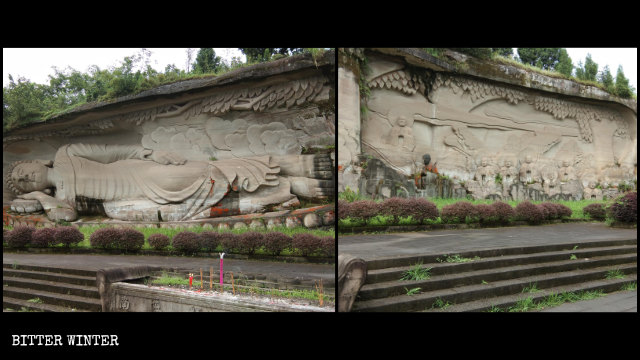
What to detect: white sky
<box><xmin>2</xmin><ymin>48</ymin><xmax>245</xmax><ymax>87</ymax></box>
<box><xmin>563</xmin><ymin>48</ymin><xmax>636</xmax><ymax>90</ymax></box>
<box><xmin>3</xmin><ymin>48</ymin><xmax>637</xmax><ymax>92</ymax></box>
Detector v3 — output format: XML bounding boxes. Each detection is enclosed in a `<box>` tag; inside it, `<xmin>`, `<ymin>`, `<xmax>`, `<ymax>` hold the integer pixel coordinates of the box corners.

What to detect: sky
<box><xmin>521</xmin><ymin>48</ymin><xmax>637</xmax><ymax>90</ymax></box>
<box><xmin>3</xmin><ymin>48</ymin><xmax>637</xmax><ymax>91</ymax></box>
<box><xmin>2</xmin><ymin>48</ymin><xmax>245</xmax><ymax>87</ymax></box>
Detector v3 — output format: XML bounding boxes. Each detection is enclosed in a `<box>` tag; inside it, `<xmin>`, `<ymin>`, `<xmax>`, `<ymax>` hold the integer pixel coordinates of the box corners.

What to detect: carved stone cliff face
<box><xmin>3</xmin><ymin>53</ymin><xmax>336</xmax><ymax>220</ymax></box>
<box><xmin>340</xmin><ymin>50</ymin><xmax>637</xmax><ymax>200</ymax></box>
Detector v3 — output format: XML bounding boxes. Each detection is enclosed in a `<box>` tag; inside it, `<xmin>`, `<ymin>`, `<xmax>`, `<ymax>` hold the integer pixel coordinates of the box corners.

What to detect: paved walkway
<box><xmin>539</xmin><ymin>290</ymin><xmax>637</xmax><ymax>312</ymax></box>
<box><xmin>339</xmin><ymin>222</ymin><xmax>637</xmax><ymax>260</ymax></box>
<box><xmin>339</xmin><ymin>222</ymin><xmax>637</xmax><ymax>312</ymax></box>
<box><xmin>2</xmin><ymin>252</ymin><xmax>335</xmax><ymax>285</ymax></box>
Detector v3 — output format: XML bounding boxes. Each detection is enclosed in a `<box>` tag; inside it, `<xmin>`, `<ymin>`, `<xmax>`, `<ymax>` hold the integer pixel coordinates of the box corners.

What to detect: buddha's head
<box><xmin>6</xmin><ymin>160</ymin><xmax>53</xmax><ymax>195</ymax></box>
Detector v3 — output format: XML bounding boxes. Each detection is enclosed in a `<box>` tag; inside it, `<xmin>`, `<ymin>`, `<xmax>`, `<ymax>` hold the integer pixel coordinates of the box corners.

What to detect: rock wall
<box><xmin>3</xmin><ymin>52</ymin><xmax>336</xmax><ymax>222</ymax></box>
<box><xmin>338</xmin><ymin>49</ymin><xmax>637</xmax><ymax>200</ymax></box>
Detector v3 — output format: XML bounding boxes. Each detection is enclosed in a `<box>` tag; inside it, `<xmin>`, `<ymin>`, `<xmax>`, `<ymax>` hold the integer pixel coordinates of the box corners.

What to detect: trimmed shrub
<box><xmin>219</xmin><ymin>232</ymin><xmax>239</xmax><ymax>253</ymax></box>
<box><xmin>380</xmin><ymin>197</ymin><xmax>410</xmax><ymax>224</ymax></box>
<box><xmin>236</xmin><ymin>232</ymin><xmax>264</xmax><ymax>255</ymax></box>
<box><xmin>348</xmin><ymin>200</ymin><xmax>380</xmax><ymax>224</ymax></box>
<box><xmin>54</xmin><ymin>226</ymin><xmax>84</xmax><ymax>247</ymax></box>
<box><xmin>407</xmin><ymin>198</ymin><xmax>439</xmax><ymax>224</ymax></box>
<box><xmin>199</xmin><ymin>231</ymin><xmax>223</xmax><ymax>252</ymax></box>
<box><xmin>554</xmin><ymin>203</ymin><xmax>572</xmax><ymax>218</ymax></box>
<box><xmin>515</xmin><ymin>201</ymin><xmax>544</xmax><ymax>224</ymax></box>
<box><xmin>6</xmin><ymin>225</ymin><xmax>35</xmax><ymax>248</ymax></box>
<box><xmin>490</xmin><ymin>201</ymin><xmax>515</xmax><ymax>223</ymax></box>
<box><xmin>292</xmin><ymin>233</ymin><xmax>321</xmax><ymax>257</ymax></box>
<box><xmin>171</xmin><ymin>231</ymin><xmax>202</xmax><ymax>253</ymax></box>
<box><xmin>90</xmin><ymin>227</ymin><xmax>122</xmax><ymax>249</ymax></box>
<box><xmin>441</xmin><ymin>201</ymin><xmax>480</xmax><ymax>223</ymax></box>
<box><xmin>148</xmin><ymin>233</ymin><xmax>170</xmax><ymax>250</ymax></box>
<box><xmin>319</xmin><ymin>236</ymin><xmax>335</xmax><ymax>257</ymax></box>
<box><xmin>263</xmin><ymin>232</ymin><xmax>292</xmax><ymax>256</ymax></box>
<box><xmin>31</xmin><ymin>227</ymin><xmax>58</xmax><ymax>247</ymax></box>
<box><xmin>538</xmin><ymin>203</ymin><xmax>557</xmax><ymax>220</ymax></box>
<box><xmin>117</xmin><ymin>228</ymin><xmax>144</xmax><ymax>250</ymax></box>
<box><xmin>475</xmin><ymin>204</ymin><xmax>498</xmax><ymax>223</ymax></box>
<box><xmin>607</xmin><ymin>191</ymin><xmax>637</xmax><ymax>223</ymax></box>
<box><xmin>583</xmin><ymin>203</ymin><xmax>606</xmax><ymax>221</ymax></box>
<box><xmin>338</xmin><ymin>199</ymin><xmax>351</xmax><ymax>220</ymax></box>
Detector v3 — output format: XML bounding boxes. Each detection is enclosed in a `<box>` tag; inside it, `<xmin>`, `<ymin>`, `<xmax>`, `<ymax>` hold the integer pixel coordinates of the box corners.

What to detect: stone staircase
<box><xmin>351</xmin><ymin>239</ymin><xmax>637</xmax><ymax>312</ymax></box>
<box><xmin>3</xmin><ymin>264</ymin><xmax>101</xmax><ymax>312</ymax></box>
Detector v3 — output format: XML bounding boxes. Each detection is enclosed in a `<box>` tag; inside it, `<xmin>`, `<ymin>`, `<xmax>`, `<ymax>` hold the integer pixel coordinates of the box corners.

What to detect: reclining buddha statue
<box><xmin>6</xmin><ymin>143</ymin><xmax>332</xmax><ymax>222</ymax></box>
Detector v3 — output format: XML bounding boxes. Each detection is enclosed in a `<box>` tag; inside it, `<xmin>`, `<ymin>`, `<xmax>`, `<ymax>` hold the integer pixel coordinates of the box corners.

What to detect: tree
<box><xmin>239</xmin><ymin>48</ymin><xmax>303</xmax><ymax>63</ymax></box>
<box><xmin>191</xmin><ymin>48</ymin><xmax>224</xmax><ymax>74</ymax></box>
<box><xmin>3</xmin><ymin>75</ymin><xmax>50</xmax><ymax>131</ymax></box>
<box><xmin>583</xmin><ymin>54</ymin><xmax>598</xmax><ymax>82</ymax></box>
<box><xmin>555</xmin><ymin>49</ymin><xmax>573</xmax><ymax>77</ymax></box>
<box><xmin>492</xmin><ymin>48</ymin><xmax>513</xmax><ymax>58</ymax></box>
<box><xmin>517</xmin><ymin>48</ymin><xmax>565</xmax><ymax>71</ymax></box>
<box><xmin>614</xmin><ymin>65</ymin><xmax>634</xmax><ymax>98</ymax></box>
<box><xmin>598</xmin><ymin>65</ymin><xmax>615</xmax><ymax>93</ymax></box>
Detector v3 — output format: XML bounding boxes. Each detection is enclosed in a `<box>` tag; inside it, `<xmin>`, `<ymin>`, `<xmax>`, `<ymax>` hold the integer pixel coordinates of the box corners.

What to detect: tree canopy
<box><xmin>3</xmin><ymin>48</ymin><xmax>325</xmax><ymax>132</ymax></box>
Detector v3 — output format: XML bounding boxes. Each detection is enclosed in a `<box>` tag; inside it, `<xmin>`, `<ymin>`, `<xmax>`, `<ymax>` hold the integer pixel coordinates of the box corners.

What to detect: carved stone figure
<box><xmin>558</xmin><ymin>159</ymin><xmax>577</xmax><ymax>182</ymax></box>
<box><xmin>384</xmin><ymin>115</ymin><xmax>415</xmax><ymax>151</ymax></box>
<box><xmin>519</xmin><ymin>155</ymin><xmax>541</xmax><ymax>184</ymax></box>
<box><xmin>540</xmin><ymin>164</ymin><xmax>560</xmax><ymax>196</ymax></box>
<box><xmin>499</xmin><ymin>158</ymin><xmax>519</xmax><ymax>198</ymax></box>
<box><xmin>467</xmin><ymin>157</ymin><xmax>500</xmax><ymax>199</ymax></box>
<box><xmin>6</xmin><ymin>143</ymin><xmax>331</xmax><ymax>222</ymax></box>
<box><xmin>583</xmin><ymin>181</ymin><xmax>603</xmax><ymax>200</ymax></box>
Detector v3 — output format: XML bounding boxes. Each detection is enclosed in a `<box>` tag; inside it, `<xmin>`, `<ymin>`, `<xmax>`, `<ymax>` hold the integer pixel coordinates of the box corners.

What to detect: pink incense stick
<box><xmin>219</xmin><ymin>253</ymin><xmax>225</xmax><ymax>292</ymax></box>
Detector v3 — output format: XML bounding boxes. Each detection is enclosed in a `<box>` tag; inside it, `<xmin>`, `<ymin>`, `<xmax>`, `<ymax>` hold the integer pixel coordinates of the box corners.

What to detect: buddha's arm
<box><xmin>18</xmin><ymin>191</ymin><xmax>77</xmax><ymax>222</ymax></box>
<box><xmin>65</xmin><ymin>143</ymin><xmax>150</xmax><ymax>164</ymax></box>
<box><xmin>65</xmin><ymin>144</ymin><xmax>185</xmax><ymax>165</ymax></box>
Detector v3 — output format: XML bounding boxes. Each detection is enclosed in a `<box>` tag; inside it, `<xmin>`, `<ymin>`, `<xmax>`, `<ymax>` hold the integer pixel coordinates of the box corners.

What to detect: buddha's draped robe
<box><xmin>52</xmin><ymin>144</ymin><xmax>279</xmax><ymax>220</ymax></box>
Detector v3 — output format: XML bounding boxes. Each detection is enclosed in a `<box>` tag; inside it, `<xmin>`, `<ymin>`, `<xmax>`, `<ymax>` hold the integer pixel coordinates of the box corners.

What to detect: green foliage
<box><xmin>491</xmin><ymin>48</ymin><xmax>513</xmax><ymax>58</ymax></box>
<box><xmin>598</xmin><ymin>65</ymin><xmax>615</xmax><ymax>94</ymax></box>
<box><xmin>575</xmin><ymin>53</ymin><xmax>598</xmax><ymax>82</ymax></box>
<box><xmin>338</xmin><ymin>186</ymin><xmax>365</xmax><ymax>202</ymax></box>
<box><xmin>605</xmin><ymin>269</ymin><xmax>625</xmax><ymax>279</ymax></box>
<box><xmin>517</xmin><ymin>48</ymin><xmax>566</xmax><ymax>71</ymax></box>
<box><xmin>191</xmin><ymin>48</ymin><xmax>226</xmax><ymax>74</ymax></box>
<box><xmin>450</xmin><ymin>48</ymin><xmax>494</xmax><ymax>59</ymax></box>
<box><xmin>405</xmin><ymin>287</ymin><xmax>421</xmax><ymax>296</ymax></box>
<box><xmin>431</xmin><ymin>298</ymin><xmax>451</xmax><ymax>310</ymax></box>
<box><xmin>614</xmin><ymin>65</ymin><xmax>634</xmax><ymax>98</ymax></box>
<box><xmin>555</xmin><ymin>49</ymin><xmax>573</xmax><ymax>77</ymax></box>
<box><xmin>437</xmin><ymin>254</ymin><xmax>479</xmax><ymax>263</ymax></box>
<box><xmin>400</xmin><ymin>263</ymin><xmax>432</xmax><ymax>281</ymax></box>
<box><xmin>239</xmin><ymin>48</ymin><xmax>303</xmax><ymax>63</ymax></box>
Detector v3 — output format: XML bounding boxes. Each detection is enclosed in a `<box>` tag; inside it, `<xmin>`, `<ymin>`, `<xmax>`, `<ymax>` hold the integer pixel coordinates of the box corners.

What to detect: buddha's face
<box><xmin>10</xmin><ymin>162</ymin><xmax>50</xmax><ymax>193</ymax></box>
<box><xmin>481</xmin><ymin>158</ymin><xmax>489</xmax><ymax>167</ymax></box>
<box><xmin>397</xmin><ymin>117</ymin><xmax>407</xmax><ymax>127</ymax></box>
<box><xmin>505</xmin><ymin>160</ymin><xmax>512</xmax><ymax>167</ymax></box>
<box><xmin>588</xmin><ymin>181</ymin><xmax>596</xmax><ymax>189</ymax></box>
<box><xmin>563</xmin><ymin>160</ymin><xmax>570</xmax><ymax>167</ymax></box>
<box><xmin>525</xmin><ymin>156</ymin><xmax>533</xmax><ymax>164</ymax></box>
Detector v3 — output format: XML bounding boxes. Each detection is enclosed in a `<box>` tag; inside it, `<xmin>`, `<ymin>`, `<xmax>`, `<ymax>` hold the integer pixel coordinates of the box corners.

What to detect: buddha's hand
<box><xmin>17</xmin><ymin>191</ymin><xmax>47</xmax><ymax>201</ymax></box>
<box><xmin>145</xmin><ymin>150</ymin><xmax>187</xmax><ymax>165</ymax></box>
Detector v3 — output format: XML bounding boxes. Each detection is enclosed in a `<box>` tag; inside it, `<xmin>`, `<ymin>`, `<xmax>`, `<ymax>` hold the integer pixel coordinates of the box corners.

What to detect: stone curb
<box><xmin>338</xmin><ymin>218</ymin><xmax>590</xmax><ymax>234</ymax></box>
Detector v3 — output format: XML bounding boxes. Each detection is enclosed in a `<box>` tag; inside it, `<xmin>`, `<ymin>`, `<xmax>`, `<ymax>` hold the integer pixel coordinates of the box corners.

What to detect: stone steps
<box><xmin>3</xmin><ymin>264</ymin><xmax>101</xmax><ymax>312</ymax></box>
<box><xmin>351</xmin><ymin>239</ymin><xmax>637</xmax><ymax>312</ymax></box>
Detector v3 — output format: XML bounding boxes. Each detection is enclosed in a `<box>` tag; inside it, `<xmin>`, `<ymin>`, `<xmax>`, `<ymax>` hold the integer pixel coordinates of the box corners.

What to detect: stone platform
<box><xmin>4</xmin><ymin>204</ymin><xmax>335</xmax><ymax>230</ymax></box>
